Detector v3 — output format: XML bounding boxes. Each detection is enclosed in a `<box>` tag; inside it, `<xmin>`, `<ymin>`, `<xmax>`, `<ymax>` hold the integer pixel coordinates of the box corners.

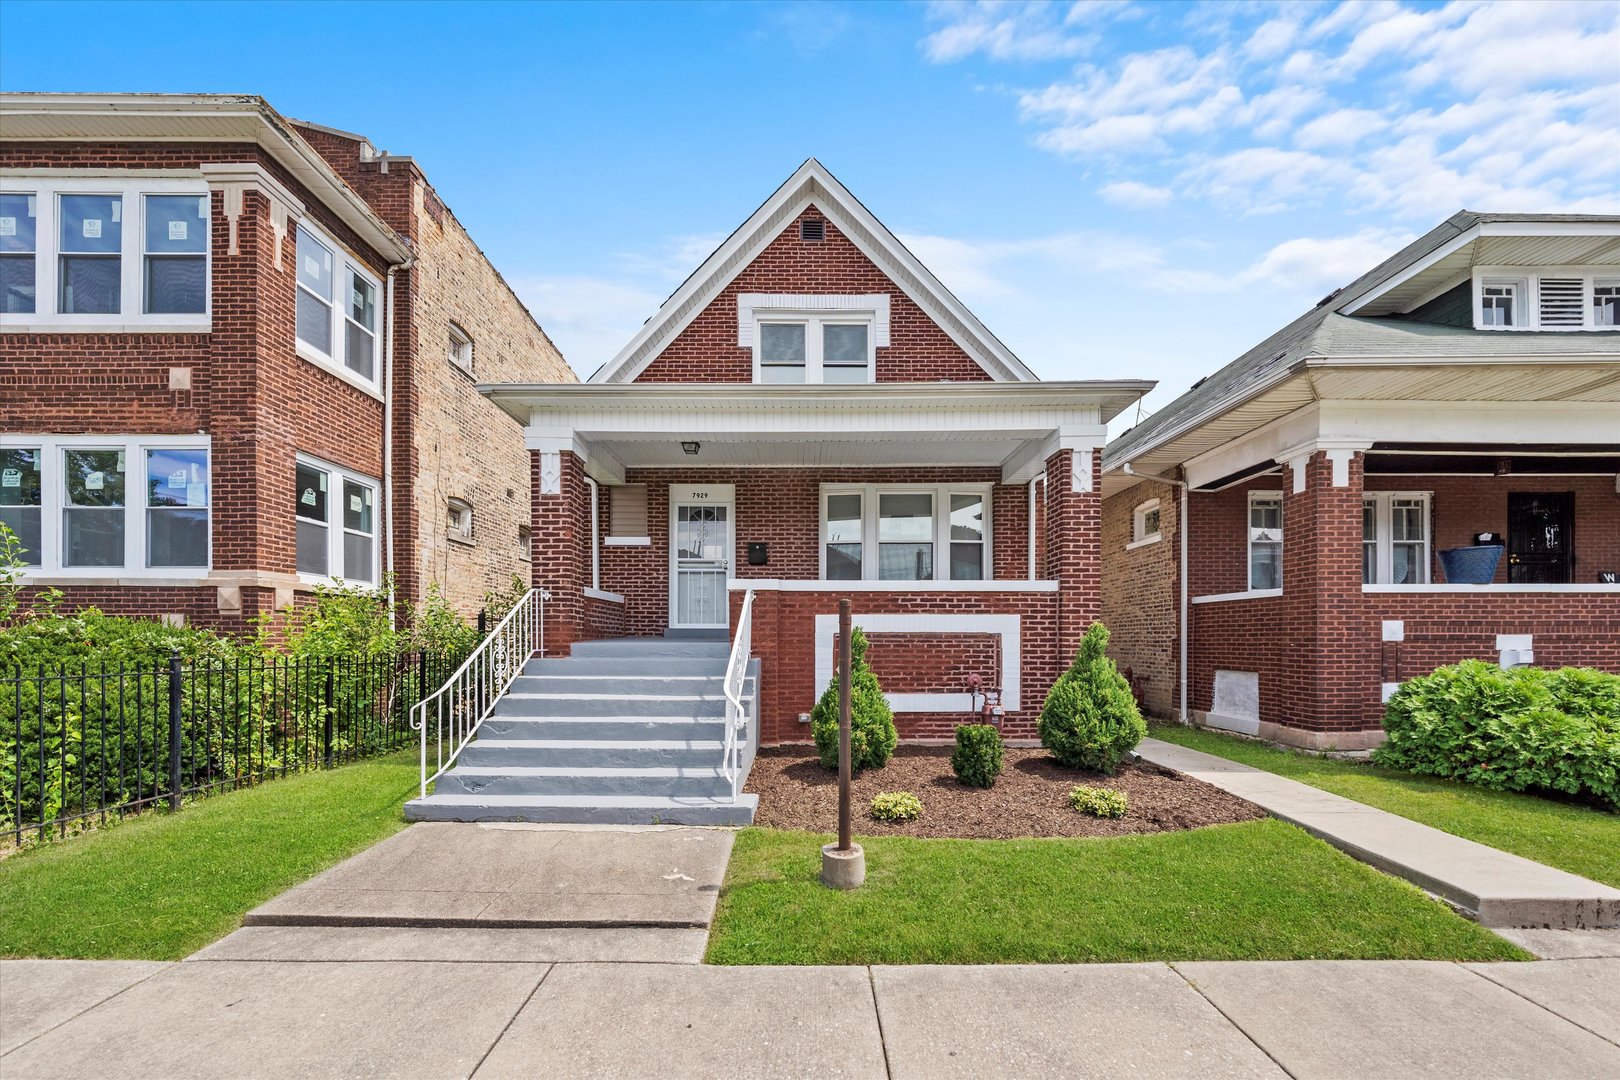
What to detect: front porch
<box><xmin>488</xmin><ymin>381</ymin><xmax>1151</xmax><ymax>744</ymax></box>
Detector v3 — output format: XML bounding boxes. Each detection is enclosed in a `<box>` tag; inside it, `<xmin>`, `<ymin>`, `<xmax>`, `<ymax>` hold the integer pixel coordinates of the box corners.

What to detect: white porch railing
<box><xmin>411</xmin><ymin>588</ymin><xmax>545</xmax><ymax>799</ymax></box>
<box><xmin>721</xmin><ymin>588</ymin><xmax>758</xmax><ymax>803</ymax></box>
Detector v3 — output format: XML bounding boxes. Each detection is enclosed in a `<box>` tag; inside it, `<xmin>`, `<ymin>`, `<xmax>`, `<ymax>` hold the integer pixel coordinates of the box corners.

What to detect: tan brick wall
<box><xmin>1101</xmin><ymin>480</ymin><xmax>1180</xmax><ymax>718</ymax></box>
<box><xmin>402</xmin><ymin>175</ymin><xmax>573</xmax><ymax>616</ymax></box>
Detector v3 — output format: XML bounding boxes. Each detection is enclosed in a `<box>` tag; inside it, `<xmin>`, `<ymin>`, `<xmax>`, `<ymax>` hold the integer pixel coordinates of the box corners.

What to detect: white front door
<box><xmin>669</xmin><ymin>484</ymin><xmax>734</xmax><ymax>629</ymax></box>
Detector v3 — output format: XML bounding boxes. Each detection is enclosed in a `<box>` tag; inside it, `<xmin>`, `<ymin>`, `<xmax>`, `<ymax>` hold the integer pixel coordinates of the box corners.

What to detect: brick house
<box><xmin>481</xmin><ymin>159</ymin><xmax>1153</xmax><ymax>745</ymax></box>
<box><xmin>1101</xmin><ymin>212</ymin><xmax>1620</xmax><ymax>750</ymax></box>
<box><xmin>0</xmin><ymin>93</ymin><xmax>571</xmax><ymax>632</ymax></box>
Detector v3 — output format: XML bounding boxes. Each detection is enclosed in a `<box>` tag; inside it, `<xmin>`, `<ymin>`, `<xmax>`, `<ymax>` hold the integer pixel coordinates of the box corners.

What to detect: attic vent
<box><xmin>1538</xmin><ymin>278</ymin><xmax>1584</xmax><ymax>326</ymax></box>
<box><xmin>800</xmin><ymin>218</ymin><xmax>825</xmax><ymax>242</ymax></box>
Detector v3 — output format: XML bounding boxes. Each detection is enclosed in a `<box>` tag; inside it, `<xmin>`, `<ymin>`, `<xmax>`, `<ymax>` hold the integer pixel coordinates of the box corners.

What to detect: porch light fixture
<box><xmin>682</xmin><ymin>441</ymin><xmax>701</xmax><ymax>456</ymax></box>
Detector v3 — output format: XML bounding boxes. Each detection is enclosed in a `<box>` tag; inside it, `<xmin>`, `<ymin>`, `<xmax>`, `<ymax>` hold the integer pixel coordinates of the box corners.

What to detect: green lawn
<box><xmin>0</xmin><ymin>752</ymin><xmax>417</xmax><ymax>960</ymax></box>
<box><xmin>1148</xmin><ymin>725</ymin><xmax>1620</xmax><ymax>888</ymax></box>
<box><xmin>706</xmin><ymin>821</ymin><xmax>1525</xmax><ymax>965</ymax></box>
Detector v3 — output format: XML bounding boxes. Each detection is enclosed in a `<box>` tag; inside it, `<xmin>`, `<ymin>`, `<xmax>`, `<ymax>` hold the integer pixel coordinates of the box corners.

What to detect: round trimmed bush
<box><xmin>1069</xmin><ymin>785</ymin><xmax>1128</xmax><ymax>818</ymax></box>
<box><xmin>951</xmin><ymin>723</ymin><xmax>1004</xmax><ymax>788</ymax></box>
<box><xmin>1038</xmin><ymin>622</ymin><xmax>1146</xmax><ymax>774</ymax></box>
<box><xmin>811</xmin><ymin>626</ymin><xmax>898</xmax><ymax>773</ymax></box>
<box><xmin>870</xmin><ymin>791</ymin><xmax>922</xmax><ymax>822</ymax></box>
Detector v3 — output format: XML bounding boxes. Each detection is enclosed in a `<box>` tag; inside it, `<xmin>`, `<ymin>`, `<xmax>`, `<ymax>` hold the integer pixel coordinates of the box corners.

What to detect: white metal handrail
<box><xmin>411</xmin><ymin>588</ymin><xmax>545</xmax><ymax>799</ymax></box>
<box><xmin>721</xmin><ymin>588</ymin><xmax>757</xmax><ymax>802</ymax></box>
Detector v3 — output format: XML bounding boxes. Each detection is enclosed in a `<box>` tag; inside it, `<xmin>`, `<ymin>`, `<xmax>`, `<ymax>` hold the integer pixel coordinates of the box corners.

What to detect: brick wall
<box><xmin>636</xmin><ymin>206</ymin><xmax>990</xmax><ymax>383</ymax></box>
<box><xmin>1100</xmin><ymin>479</ymin><xmax>1180</xmax><ymax>718</ymax></box>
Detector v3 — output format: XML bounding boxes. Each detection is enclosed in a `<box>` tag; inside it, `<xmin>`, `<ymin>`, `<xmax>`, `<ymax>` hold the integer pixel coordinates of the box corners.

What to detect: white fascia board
<box><xmin>591</xmin><ymin>159</ymin><xmax>1037</xmax><ymax>384</ymax></box>
<box><xmin>1183</xmin><ymin>404</ymin><xmax>1324</xmax><ymax>490</ymax></box>
<box><xmin>1315</xmin><ymin>400</ymin><xmax>1620</xmax><ymax>445</ymax></box>
<box><xmin>1102</xmin><ymin>363</ymin><xmax>1306</xmax><ymax>474</ymax></box>
<box><xmin>1339</xmin><ymin>224</ymin><xmax>1480</xmax><ymax>316</ymax></box>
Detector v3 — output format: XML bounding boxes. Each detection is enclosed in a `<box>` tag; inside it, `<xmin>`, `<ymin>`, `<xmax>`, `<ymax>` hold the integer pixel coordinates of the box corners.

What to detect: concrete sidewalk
<box><xmin>1137</xmin><ymin>737</ymin><xmax>1620</xmax><ymax>929</ymax></box>
<box><xmin>3</xmin><ymin>956</ymin><xmax>1617</xmax><ymax>1078</ymax></box>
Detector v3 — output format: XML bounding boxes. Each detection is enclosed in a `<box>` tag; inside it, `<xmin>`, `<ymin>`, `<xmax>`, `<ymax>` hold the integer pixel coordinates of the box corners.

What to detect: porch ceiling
<box><xmin>585</xmin><ymin>430</ymin><xmax>1043</xmax><ymax>471</ymax></box>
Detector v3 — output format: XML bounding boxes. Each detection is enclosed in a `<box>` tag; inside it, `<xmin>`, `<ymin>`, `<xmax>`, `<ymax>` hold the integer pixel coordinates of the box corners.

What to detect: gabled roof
<box><xmin>1105</xmin><ymin>211</ymin><xmax>1620</xmax><ymax>469</ymax></box>
<box><xmin>590</xmin><ymin>158</ymin><xmax>1038</xmax><ymax>383</ymax></box>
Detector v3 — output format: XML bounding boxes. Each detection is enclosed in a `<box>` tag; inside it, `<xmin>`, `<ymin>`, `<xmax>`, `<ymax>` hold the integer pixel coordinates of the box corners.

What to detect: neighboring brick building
<box><xmin>0</xmin><ymin>94</ymin><xmax>571</xmax><ymax>630</ymax></box>
<box><xmin>1102</xmin><ymin>212</ymin><xmax>1620</xmax><ymax>750</ymax></box>
<box><xmin>482</xmin><ymin>159</ymin><xmax>1153</xmax><ymax>744</ymax></box>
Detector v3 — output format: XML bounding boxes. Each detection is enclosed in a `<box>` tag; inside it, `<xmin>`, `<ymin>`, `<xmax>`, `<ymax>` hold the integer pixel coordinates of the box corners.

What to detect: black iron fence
<box><xmin>3</xmin><ymin>650</ymin><xmax>465</xmax><ymax>843</ymax></box>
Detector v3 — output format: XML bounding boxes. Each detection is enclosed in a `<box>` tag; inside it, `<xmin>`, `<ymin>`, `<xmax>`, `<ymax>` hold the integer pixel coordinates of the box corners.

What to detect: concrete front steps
<box><xmin>404</xmin><ymin>637</ymin><xmax>759</xmax><ymax>826</ymax></box>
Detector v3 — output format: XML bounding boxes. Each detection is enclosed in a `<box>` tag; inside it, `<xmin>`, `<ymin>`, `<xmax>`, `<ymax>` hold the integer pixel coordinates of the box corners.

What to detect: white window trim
<box><xmin>448</xmin><ymin>321</ymin><xmax>474</xmax><ymax>376</ymax></box>
<box><xmin>818</xmin><ymin>483</ymin><xmax>993</xmax><ymax>582</ymax></box>
<box><xmin>1128</xmin><ymin>498</ymin><xmax>1162</xmax><ymax>549</ymax></box>
<box><xmin>752</xmin><ymin>310</ymin><xmax>878</xmax><ymax>384</ymax></box>
<box><xmin>294</xmin><ymin>222</ymin><xmax>383</xmax><ymax>397</ymax></box>
<box><xmin>447</xmin><ymin>497</ymin><xmax>474</xmax><ymax>546</ymax></box>
<box><xmin>294</xmin><ymin>453</ymin><xmax>380</xmax><ymax>588</ymax></box>
<box><xmin>0</xmin><ymin>176</ymin><xmax>211</xmax><ymax>333</ymax></box>
<box><xmin>1472</xmin><ymin>266</ymin><xmax>1620</xmax><ymax>331</ymax></box>
<box><xmin>0</xmin><ymin>433</ymin><xmax>211</xmax><ymax>578</ymax></box>
<box><xmin>1362</xmin><ymin>491</ymin><xmax>1432</xmax><ymax>586</ymax></box>
<box><xmin>1247</xmin><ymin>490</ymin><xmax>1283</xmax><ymax>593</ymax></box>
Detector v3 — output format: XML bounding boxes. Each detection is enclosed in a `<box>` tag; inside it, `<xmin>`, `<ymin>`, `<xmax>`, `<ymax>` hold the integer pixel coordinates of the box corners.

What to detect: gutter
<box><xmin>1122</xmin><ymin>462</ymin><xmax>1189</xmax><ymax>726</ymax></box>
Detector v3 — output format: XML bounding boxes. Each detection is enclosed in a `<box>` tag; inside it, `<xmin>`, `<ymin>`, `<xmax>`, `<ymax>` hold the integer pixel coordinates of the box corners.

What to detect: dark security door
<box><xmin>1507</xmin><ymin>492</ymin><xmax>1574</xmax><ymax>584</ymax></box>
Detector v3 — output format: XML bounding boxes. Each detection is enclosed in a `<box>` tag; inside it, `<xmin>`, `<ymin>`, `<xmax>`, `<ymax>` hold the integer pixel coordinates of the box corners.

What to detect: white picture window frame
<box><xmin>1362</xmin><ymin>491</ymin><xmax>1431</xmax><ymax>586</ymax></box>
<box><xmin>752</xmin><ymin>312</ymin><xmax>876</xmax><ymax>384</ymax></box>
<box><xmin>294</xmin><ymin>221</ymin><xmax>383</xmax><ymax>396</ymax></box>
<box><xmin>294</xmin><ymin>453</ymin><xmax>380</xmax><ymax>587</ymax></box>
<box><xmin>1247</xmin><ymin>491</ymin><xmax>1283</xmax><ymax>593</ymax></box>
<box><xmin>0</xmin><ymin>433</ymin><xmax>211</xmax><ymax>578</ymax></box>
<box><xmin>1129</xmin><ymin>498</ymin><xmax>1163</xmax><ymax>549</ymax></box>
<box><xmin>818</xmin><ymin>482</ymin><xmax>993</xmax><ymax>582</ymax></box>
<box><xmin>0</xmin><ymin>176</ymin><xmax>210</xmax><ymax>332</ymax></box>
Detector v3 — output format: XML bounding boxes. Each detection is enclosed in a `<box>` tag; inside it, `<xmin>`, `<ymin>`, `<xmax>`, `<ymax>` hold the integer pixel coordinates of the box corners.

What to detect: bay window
<box><xmin>820</xmin><ymin>484</ymin><xmax>991</xmax><ymax>582</ymax></box>
<box><xmin>755</xmin><ymin>314</ymin><xmax>873</xmax><ymax>383</ymax></box>
<box><xmin>295</xmin><ymin>456</ymin><xmax>378</xmax><ymax>584</ymax></box>
<box><xmin>1363</xmin><ymin>492</ymin><xmax>1430</xmax><ymax>585</ymax></box>
<box><xmin>0</xmin><ymin>178</ymin><xmax>210</xmax><ymax>329</ymax></box>
<box><xmin>295</xmin><ymin>224</ymin><xmax>382</xmax><ymax>390</ymax></box>
<box><xmin>1247</xmin><ymin>492</ymin><xmax>1282</xmax><ymax>591</ymax></box>
<box><xmin>0</xmin><ymin>436</ymin><xmax>210</xmax><ymax>575</ymax></box>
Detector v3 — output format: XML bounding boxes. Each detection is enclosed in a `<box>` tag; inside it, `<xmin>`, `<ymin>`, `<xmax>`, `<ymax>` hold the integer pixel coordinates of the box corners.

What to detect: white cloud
<box><xmin>510</xmin><ymin>275</ymin><xmax>666</xmax><ymax>379</ymax></box>
<box><xmin>922</xmin><ymin>0</ymin><xmax>1102</xmax><ymax>62</ymax></box>
<box><xmin>1294</xmin><ymin>107</ymin><xmax>1385</xmax><ymax>148</ymax></box>
<box><xmin>1236</xmin><ymin>227</ymin><xmax>1416</xmax><ymax>290</ymax></box>
<box><xmin>1098</xmin><ymin>180</ymin><xmax>1173</xmax><ymax>208</ymax></box>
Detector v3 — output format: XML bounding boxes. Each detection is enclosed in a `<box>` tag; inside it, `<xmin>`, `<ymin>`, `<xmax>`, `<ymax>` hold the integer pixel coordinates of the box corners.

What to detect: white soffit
<box><xmin>590</xmin><ymin>158</ymin><xmax>1038</xmax><ymax>384</ymax></box>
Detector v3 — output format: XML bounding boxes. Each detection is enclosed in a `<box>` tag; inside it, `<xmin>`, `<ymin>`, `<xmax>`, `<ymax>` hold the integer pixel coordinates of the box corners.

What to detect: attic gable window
<box><xmin>752</xmin><ymin>312</ymin><xmax>875</xmax><ymax>384</ymax></box>
<box><xmin>1474</xmin><ymin>271</ymin><xmax>1620</xmax><ymax>330</ymax></box>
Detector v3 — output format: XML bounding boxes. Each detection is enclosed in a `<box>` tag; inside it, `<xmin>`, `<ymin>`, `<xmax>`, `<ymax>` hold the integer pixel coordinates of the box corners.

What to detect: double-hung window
<box><xmin>1363</xmin><ymin>493</ymin><xmax>1430</xmax><ymax>585</ymax></box>
<box><xmin>295</xmin><ymin>224</ymin><xmax>382</xmax><ymax>390</ymax></box>
<box><xmin>295</xmin><ymin>457</ymin><xmax>378</xmax><ymax>584</ymax></box>
<box><xmin>1247</xmin><ymin>492</ymin><xmax>1283</xmax><ymax>591</ymax></box>
<box><xmin>821</xmin><ymin>484</ymin><xmax>991</xmax><ymax>582</ymax></box>
<box><xmin>0</xmin><ymin>436</ymin><xmax>210</xmax><ymax>574</ymax></box>
<box><xmin>0</xmin><ymin>178</ymin><xmax>211</xmax><ymax>328</ymax></box>
<box><xmin>756</xmin><ymin>315</ymin><xmax>873</xmax><ymax>383</ymax></box>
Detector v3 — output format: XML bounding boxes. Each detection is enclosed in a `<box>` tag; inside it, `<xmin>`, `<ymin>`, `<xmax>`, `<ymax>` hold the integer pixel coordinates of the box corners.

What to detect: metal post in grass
<box><xmin>821</xmin><ymin>598</ymin><xmax>865</xmax><ymax>889</ymax></box>
<box><xmin>323</xmin><ymin>665</ymin><xmax>335</xmax><ymax>769</ymax></box>
<box><xmin>167</xmin><ymin>649</ymin><xmax>183</xmax><ymax>812</ymax></box>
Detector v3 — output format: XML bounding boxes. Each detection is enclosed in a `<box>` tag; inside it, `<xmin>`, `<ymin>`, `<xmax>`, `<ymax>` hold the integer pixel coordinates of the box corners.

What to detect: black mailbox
<box><xmin>747</xmin><ymin>542</ymin><xmax>769</xmax><ymax>566</ymax></box>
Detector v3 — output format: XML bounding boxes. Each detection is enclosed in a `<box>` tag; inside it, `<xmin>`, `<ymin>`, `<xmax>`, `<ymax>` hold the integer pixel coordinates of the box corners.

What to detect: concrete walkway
<box><xmin>1137</xmin><ymin>737</ymin><xmax>1620</xmax><ymax>929</ymax></box>
<box><xmin>4</xmin><ymin>956</ymin><xmax>1617</xmax><ymax>1078</ymax></box>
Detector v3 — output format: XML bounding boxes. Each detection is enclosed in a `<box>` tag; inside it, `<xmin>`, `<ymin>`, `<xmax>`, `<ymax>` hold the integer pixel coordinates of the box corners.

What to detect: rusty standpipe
<box><xmin>820</xmin><ymin>598</ymin><xmax>865</xmax><ymax>889</ymax></box>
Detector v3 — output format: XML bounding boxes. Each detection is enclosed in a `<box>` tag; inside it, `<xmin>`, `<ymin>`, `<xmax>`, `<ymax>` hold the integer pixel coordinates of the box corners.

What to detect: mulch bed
<box><xmin>746</xmin><ymin>745</ymin><xmax>1266</xmax><ymax>839</ymax></box>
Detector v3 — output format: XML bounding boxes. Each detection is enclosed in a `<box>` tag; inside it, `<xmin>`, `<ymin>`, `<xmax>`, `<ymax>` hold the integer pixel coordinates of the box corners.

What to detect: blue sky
<box><xmin>4</xmin><ymin>0</ymin><xmax>1617</xmax><ymax>429</ymax></box>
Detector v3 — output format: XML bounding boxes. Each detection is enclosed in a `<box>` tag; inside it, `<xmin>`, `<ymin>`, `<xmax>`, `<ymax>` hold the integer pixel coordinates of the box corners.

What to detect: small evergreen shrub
<box><xmin>811</xmin><ymin>626</ymin><xmax>898</xmax><ymax>773</ymax></box>
<box><xmin>870</xmin><ymin>791</ymin><xmax>922</xmax><ymax>822</ymax></box>
<box><xmin>1038</xmin><ymin>622</ymin><xmax>1146</xmax><ymax>774</ymax></box>
<box><xmin>1069</xmin><ymin>785</ymin><xmax>1129</xmax><ymax>818</ymax></box>
<box><xmin>1374</xmin><ymin>660</ymin><xmax>1620</xmax><ymax>810</ymax></box>
<box><xmin>951</xmin><ymin>723</ymin><xmax>1004</xmax><ymax>788</ymax></box>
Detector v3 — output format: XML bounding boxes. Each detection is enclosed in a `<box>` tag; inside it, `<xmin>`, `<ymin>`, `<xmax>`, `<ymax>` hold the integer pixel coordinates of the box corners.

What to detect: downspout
<box><xmin>583</xmin><ymin>475</ymin><xmax>601</xmax><ymax>592</ymax></box>
<box><xmin>383</xmin><ymin>257</ymin><xmax>414</xmax><ymax>630</ymax></box>
<box><xmin>1027</xmin><ymin>472</ymin><xmax>1045</xmax><ymax>580</ymax></box>
<box><xmin>1123</xmin><ymin>462</ymin><xmax>1189</xmax><ymax>726</ymax></box>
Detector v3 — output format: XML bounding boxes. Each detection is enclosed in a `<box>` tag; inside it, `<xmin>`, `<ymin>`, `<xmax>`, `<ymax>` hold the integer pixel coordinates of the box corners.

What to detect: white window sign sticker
<box><xmin>86</xmin><ymin>471</ymin><xmax>104</xmax><ymax>491</ymax></box>
<box><xmin>169</xmin><ymin>221</ymin><xmax>188</xmax><ymax>241</ymax></box>
<box><xmin>187</xmin><ymin>483</ymin><xmax>206</xmax><ymax>508</ymax></box>
<box><xmin>301</xmin><ymin>487</ymin><xmax>318</xmax><ymax>507</ymax></box>
<box><xmin>0</xmin><ymin>217</ymin><xmax>14</xmax><ymax>237</ymax></box>
<box><xmin>168</xmin><ymin>469</ymin><xmax>189</xmax><ymax>489</ymax></box>
<box><xmin>304</xmin><ymin>255</ymin><xmax>320</xmax><ymax>278</ymax></box>
<box><xmin>110</xmin><ymin>202</ymin><xmax>121</xmax><ymax>222</ymax></box>
<box><xmin>349</xmin><ymin>494</ymin><xmax>363</xmax><ymax>513</ymax></box>
<box><xmin>83</xmin><ymin>219</ymin><xmax>102</xmax><ymax>239</ymax></box>
<box><xmin>116</xmin><ymin>452</ymin><xmax>125</xmax><ymax>470</ymax></box>
<box><xmin>1</xmin><ymin>468</ymin><xmax>19</xmax><ymax>488</ymax></box>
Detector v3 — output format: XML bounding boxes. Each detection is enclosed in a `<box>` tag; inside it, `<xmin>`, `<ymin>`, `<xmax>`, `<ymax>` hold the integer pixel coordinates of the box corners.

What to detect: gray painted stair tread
<box><xmin>466</xmin><ymin>739</ymin><xmax>726</xmax><ymax>751</ymax></box>
<box><xmin>447</xmin><ymin>766</ymin><xmax>728</xmax><ymax>778</ymax></box>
